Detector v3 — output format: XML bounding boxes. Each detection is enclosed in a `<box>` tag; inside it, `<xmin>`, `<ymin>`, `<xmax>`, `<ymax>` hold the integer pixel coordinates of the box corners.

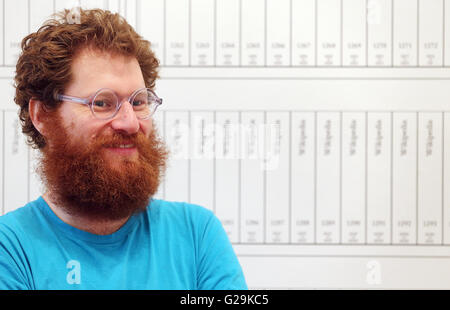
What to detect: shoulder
<box><xmin>148</xmin><ymin>201</ymin><xmax>247</xmax><ymax>289</ymax></box>
<box><xmin>146</xmin><ymin>199</ymin><xmax>226</xmax><ymax>247</ymax></box>
<box><xmin>0</xmin><ymin>199</ymin><xmax>44</xmax><ymax>240</ymax></box>
<box><xmin>0</xmin><ymin>198</ymin><xmax>47</xmax><ymax>259</ymax></box>
<box><xmin>148</xmin><ymin>199</ymin><xmax>217</xmax><ymax>227</ymax></box>
<box><xmin>0</xmin><ymin>200</ymin><xmax>44</xmax><ymax>290</ymax></box>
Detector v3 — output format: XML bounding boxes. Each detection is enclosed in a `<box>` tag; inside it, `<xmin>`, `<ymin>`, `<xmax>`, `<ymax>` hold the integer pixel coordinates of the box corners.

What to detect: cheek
<box><xmin>68</xmin><ymin>120</ymin><xmax>103</xmax><ymax>145</ymax></box>
<box><xmin>140</xmin><ymin>120</ymin><xmax>153</xmax><ymax>137</ymax></box>
<box><xmin>58</xmin><ymin>107</ymin><xmax>95</xmax><ymax>137</ymax></box>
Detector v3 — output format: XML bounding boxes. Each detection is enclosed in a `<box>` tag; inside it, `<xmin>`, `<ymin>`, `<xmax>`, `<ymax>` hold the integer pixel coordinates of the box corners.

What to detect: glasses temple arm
<box><xmin>56</xmin><ymin>94</ymin><xmax>90</xmax><ymax>105</ymax></box>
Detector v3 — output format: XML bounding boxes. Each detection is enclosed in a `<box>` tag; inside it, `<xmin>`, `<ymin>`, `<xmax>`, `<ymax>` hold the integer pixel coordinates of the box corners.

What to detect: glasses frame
<box><xmin>55</xmin><ymin>87</ymin><xmax>163</xmax><ymax>120</ymax></box>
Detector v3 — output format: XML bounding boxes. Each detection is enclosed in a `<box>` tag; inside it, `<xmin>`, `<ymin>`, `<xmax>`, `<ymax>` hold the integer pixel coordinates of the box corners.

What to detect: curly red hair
<box><xmin>14</xmin><ymin>8</ymin><xmax>160</xmax><ymax>149</ymax></box>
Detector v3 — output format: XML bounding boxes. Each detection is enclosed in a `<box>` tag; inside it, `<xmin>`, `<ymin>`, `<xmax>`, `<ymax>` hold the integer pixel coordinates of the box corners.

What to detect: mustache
<box><xmin>91</xmin><ymin>132</ymin><xmax>148</xmax><ymax>151</ymax></box>
<box><xmin>100</xmin><ymin>134</ymin><xmax>138</xmax><ymax>147</ymax></box>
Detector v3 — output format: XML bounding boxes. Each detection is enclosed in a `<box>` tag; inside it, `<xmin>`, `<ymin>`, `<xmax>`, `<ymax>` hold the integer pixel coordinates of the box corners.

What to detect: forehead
<box><xmin>67</xmin><ymin>47</ymin><xmax>145</xmax><ymax>96</ymax></box>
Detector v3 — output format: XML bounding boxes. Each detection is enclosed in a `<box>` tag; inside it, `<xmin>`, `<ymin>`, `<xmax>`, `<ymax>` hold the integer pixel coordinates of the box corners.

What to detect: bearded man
<box><xmin>0</xmin><ymin>8</ymin><xmax>247</xmax><ymax>290</ymax></box>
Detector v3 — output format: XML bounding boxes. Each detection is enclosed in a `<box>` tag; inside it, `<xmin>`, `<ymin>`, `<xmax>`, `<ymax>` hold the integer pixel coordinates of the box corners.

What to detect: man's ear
<box><xmin>28</xmin><ymin>98</ymin><xmax>47</xmax><ymax>137</ymax></box>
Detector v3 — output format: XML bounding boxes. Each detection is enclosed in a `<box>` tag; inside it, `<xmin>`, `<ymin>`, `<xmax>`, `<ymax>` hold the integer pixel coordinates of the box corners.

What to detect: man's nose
<box><xmin>110</xmin><ymin>101</ymin><xmax>140</xmax><ymax>134</ymax></box>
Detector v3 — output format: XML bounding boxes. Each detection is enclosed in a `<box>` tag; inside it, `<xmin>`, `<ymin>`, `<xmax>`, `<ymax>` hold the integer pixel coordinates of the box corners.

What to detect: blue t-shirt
<box><xmin>0</xmin><ymin>197</ymin><xmax>247</xmax><ymax>290</ymax></box>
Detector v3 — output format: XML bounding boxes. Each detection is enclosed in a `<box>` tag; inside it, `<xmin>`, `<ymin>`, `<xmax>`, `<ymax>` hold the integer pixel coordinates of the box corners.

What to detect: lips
<box><xmin>100</xmin><ymin>136</ymin><xmax>140</xmax><ymax>156</ymax></box>
<box><xmin>104</xmin><ymin>144</ymin><xmax>138</xmax><ymax>157</ymax></box>
<box><xmin>117</xmin><ymin>144</ymin><xmax>135</xmax><ymax>148</ymax></box>
<box><xmin>104</xmin><ymin>141</ymin><xmax>136</xmax><ymax>148</ymax></box>
<box><xmin>103</xmin><ymin>141</ymin><xmax>138</xmax><ymax>157</ymax></box>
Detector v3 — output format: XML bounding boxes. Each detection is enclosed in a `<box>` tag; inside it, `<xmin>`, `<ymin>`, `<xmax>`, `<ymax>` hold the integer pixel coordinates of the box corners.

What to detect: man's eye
<box><xmin>93</xmin><ymin>100</ymin><xmax>114</xmax><ymax>108</ymax></box>
<box><xmin>93</xmin><ymin>100</ymin><xmax>105</xmax><ymax>107</ymax></box>
<box><xmin>132</xmin><ymin>100</ymin><xmax>150</xmax><ymax>110</ymax></box>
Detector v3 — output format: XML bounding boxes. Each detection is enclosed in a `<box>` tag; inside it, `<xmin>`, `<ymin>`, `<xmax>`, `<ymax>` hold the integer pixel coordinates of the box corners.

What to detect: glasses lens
<box><xmin>131</xmin><ymin>89</ymin><xmax>160</xmax><ymax>119</ymax></box>
<box><xmin>92</xmin><ymin>89</ymin><xmax>118</xmax><ymax>119</ymax></box>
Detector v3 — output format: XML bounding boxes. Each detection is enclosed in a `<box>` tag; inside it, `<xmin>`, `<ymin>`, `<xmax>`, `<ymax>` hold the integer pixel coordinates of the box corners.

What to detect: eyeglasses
<box><xmin>55</xmin><ymin>88</ymin><xmax>163</xmax><ymax>120</ymax></box>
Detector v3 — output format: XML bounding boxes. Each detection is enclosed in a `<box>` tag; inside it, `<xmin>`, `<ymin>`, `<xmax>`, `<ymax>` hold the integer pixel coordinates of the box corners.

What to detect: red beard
<box><xmin>38</xmin><ymin>113</ymin><xmax>168</xmax><ymax>221</ymax></box>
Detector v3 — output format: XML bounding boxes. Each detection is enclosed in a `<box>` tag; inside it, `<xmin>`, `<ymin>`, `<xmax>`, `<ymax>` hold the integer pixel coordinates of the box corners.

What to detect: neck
<box><xmin>42</xmin><ymin>192</ymin><xmax>130</xmax><ymax>235</ymax></box>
